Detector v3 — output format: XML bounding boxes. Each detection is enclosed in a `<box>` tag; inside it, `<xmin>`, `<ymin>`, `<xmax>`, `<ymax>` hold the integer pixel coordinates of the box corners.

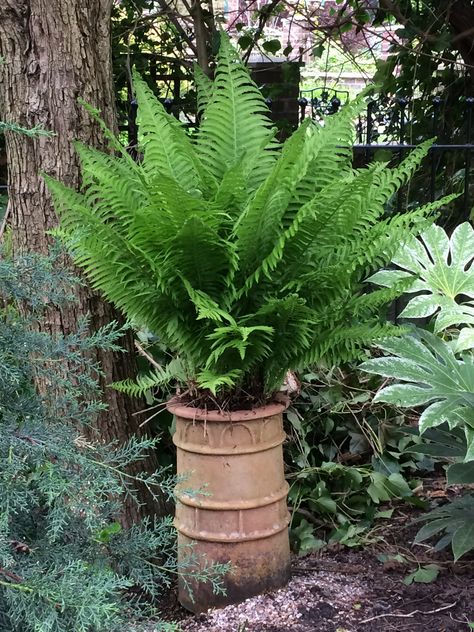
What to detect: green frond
<box><xmin>196</xmin><ymin>369</ymin><xmax>243</xmax><ymax>395</ymax></box>
<box><xmin>282</xmin><ymin>96</ymin><xmax>365</xmax><ymax>225</ymax></box>
<box><xmin>78</xmin><ymin>99</ymin><xmax>139</xmax><ymax>169</ymax></box>
<box><xmin>166</xmin><ymin>215</ymin><xmax>233</xmax><ymax>299</ymax></box>
<box><xmin>48</xmin><ymin>38</ymin><xmax>449</xmax><ymax>402</ymax></box>
<box><xmin>297</xmin><ymin>322</ymin><xmax>401</xmax><ymax>368</ymax></box>
<box><xmin>371</xmin><ymin>138</ymin><xmax>434</xmax><ymax>208</ymax></box>
<box><xmin>211</xmin><ymin>159</ymin><xmax>250</xmax><ymax>224</ymax></box>
<box><xmin>196</xmin><ymin>32</ymin><xmax>276</xmax><ymax>182</ymax></box>
<box><xmin>111</xmin><ymin>359</ymin><xmax>185</xmax><ymax>397</ymax></box>
<box><xmin>233</xmin><ymin>121</ymin><xmax>313</xmax><ymax>280</ymax></box>
<box><xmin>133</xmin><ymin>72</ymin><xmax>213</xmax><ymax>195</ymax></box>
<box><xmin>181</xmin><ymin>278</ymin><xmax>235</xmax><ymax>324</ymax></box>
<box><xmin>206</xmin><ymin>324</ymin><xmax>274</xmax><ymax>359</ymax></box>
<box><xmin>74</xmin><ymin>143</ymin><xmax>146</xmax><ymax>227</ymax></box>
<box><xmin>194</xmin><ymin>63</ymin><xmax>213</xmax><ymax>115</ymax></box>
<box><xmin>239</xmin><ymin>166</ymin><xmax>381</xmax><ymax>296</ymax></box>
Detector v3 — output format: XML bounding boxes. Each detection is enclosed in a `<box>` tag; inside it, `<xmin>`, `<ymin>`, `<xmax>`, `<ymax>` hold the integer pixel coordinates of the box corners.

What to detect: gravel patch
<box><xmin>180</xmin><ymin>565</ymin><xmax>370</xmax><ymax>631</ymax></box>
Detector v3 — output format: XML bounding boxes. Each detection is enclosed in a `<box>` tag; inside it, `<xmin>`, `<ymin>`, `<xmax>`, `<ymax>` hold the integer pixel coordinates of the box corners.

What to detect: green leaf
<box><xmin>399</xmin><ymin>294</ymin><xmax>439</xmax><ymax>319</ymax></box>
<box><xmin>312</xmin><ymin>43</ymin><xmax>325</xmax><ymax>58</ymax></box>
<box><xmin>262</xmin><ymin>39</ymin><xmax>281</xmax><ymax>54</ymax></box>
<box><xmin>373</xmin><ymin>222</ymin><xmax>474</xmax><ymax>332</ymax></box>
<box><xmin>366</xmin><ymin>269</ymin><xmax>414</xmax><ymax>288</ymax></box>
<box><xmin>375</xmin><ymin>509</ymin><xmax>394</xmax><ymax>519</ymax></box>
<box><xmin>415</xmin><ymin>518</ymin><xmax>451</xmax><ymax>543</ymax></box>
<box><xmin>452</xmin><ymin>522</ymin><xmax>474</xmax><ymax>560</ymax></box>
<box><xmin>447</xmin><ymin>461</ymin><xmax>474</xmax><ymax>485</ymax></box>
<box><xmin>313</xmin><ymin>496</ymin><xmax>338</xmax><ymax>514</ymax></box>
<box><xmin>362</xmin><ymin>329</ymin><xmax>474</xmax><ymax>434</ymax></box>
<box><xmin>95</xmin><ymin>521</ymin><xmax>122</xmax><ymax>543</ymax></box>
<box><xmin>238</xmin><ymin>34</ymin><xmax>253</xmax><ymax>50</ymax></box>
<box><xmin>404</xmin><ymin>564</ymin><xmax>440</xmax><ymax>585</ymax></box>
<box><xmin>455</xmin><ymin>328</ymin><xmax>474</xmax><ymax>352</ymax></box>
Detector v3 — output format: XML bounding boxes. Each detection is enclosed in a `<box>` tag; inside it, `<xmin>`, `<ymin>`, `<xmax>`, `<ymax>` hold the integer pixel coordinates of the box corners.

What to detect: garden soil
<box><xmin>164</xmin><ymin>506</ymin><xmax>474</xmax><ymax>632</ymax></box>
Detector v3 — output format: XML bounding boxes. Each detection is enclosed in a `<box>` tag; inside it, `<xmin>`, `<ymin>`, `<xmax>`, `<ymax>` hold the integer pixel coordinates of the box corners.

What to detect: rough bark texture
<box><xmin>0</xmin><ymin>0</ymin><xmax>168</xmax><ymax>525</ymax></box>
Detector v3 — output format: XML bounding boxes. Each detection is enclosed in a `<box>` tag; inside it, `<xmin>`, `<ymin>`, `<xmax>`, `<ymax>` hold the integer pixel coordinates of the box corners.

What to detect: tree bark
<box><xmin>0</xmin><ymin>0</ymin><xmax>169</xmax><ymax>525</ymax></box>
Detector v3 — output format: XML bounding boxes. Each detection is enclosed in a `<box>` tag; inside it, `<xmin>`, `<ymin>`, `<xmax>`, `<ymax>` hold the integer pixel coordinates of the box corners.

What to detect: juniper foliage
<box><xmin>0</xmin><ymin>249</ymin><xmax>227</xmax><ymax>632</ymax></box>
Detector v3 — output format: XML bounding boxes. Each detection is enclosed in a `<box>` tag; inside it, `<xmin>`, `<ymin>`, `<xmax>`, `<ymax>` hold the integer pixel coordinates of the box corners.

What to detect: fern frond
<box><xmin>181</xmin><ymin>278</ymin><xmax>236</xmax><ymax>324</ymax></box>
<box><xmin>74</xmin><ymin>143</ymin><xmax>146</xmax><ymax>227</ymax></box>
<box><xmin>111</xmin><ymin>359</ymin><xmax>185</xmax><ymax>397</ymax></box>
<box><xmin>233</xmin><ymin>121</ymin><xmax>313</xmax><ymax>279</ymax></box>
<box><xmin>297</xmin><ymin>323</ymin><xmax>401</xmax><ymax>368</ymax></box>
<box><xmin>78</xmin><ymin>99</ymin><xmax>140</xmax><ymax>170</ymax></box>
<box><xmin>48</xmin><ymin>38</ymin><xmax>449</xmax><ymax>402</ymax></box>
<box><xmin>282</xmin><ymin>95</ymin><xmax>366</xmax><ymax>225</ymax></box>
<box><xmin>166</xmin><ymin>216</ymin><xmax>232</xmax><ymax>299</ymax></box>
<box><xmin>196</xmin><ymin>369</ymin><xmax>243</xmax><ymax>395</ymax></box>
<box><xmin>194</xmin><ymin>63</ymin><xmax>213</xmax><ymax>115</ymax></box>
<box><xmin>133</xmin><ymin>72</ymin><xmax>213</xmax><ymax>195</ymax></box>
<box><xmin>196</xmin><ymin>32</ymin><xmax>276</xmax><ymax>182</ymax></box>
<box><xmin>371</xmin><ymin>139</ymin><xmax>434</xmax><ymax>208</ymax></box>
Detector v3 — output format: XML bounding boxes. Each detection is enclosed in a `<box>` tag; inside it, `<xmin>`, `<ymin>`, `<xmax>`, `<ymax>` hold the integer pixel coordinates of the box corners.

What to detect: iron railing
<box><xmin>2</xmin><ymin>89</ymin><xmax>474</xmax><ymax>223</ymax></box>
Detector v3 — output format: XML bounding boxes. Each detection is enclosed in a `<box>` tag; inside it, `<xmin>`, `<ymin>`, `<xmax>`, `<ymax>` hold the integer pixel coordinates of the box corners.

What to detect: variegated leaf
<box><xmin>372</xmin><ymin>222</ymin><xmax>474</xmax><ymax>331</ymax></box>
<box><xmin>361</xmin><ymin>329</ymin><xmax>474</xmax><ymax>447</ymax></box>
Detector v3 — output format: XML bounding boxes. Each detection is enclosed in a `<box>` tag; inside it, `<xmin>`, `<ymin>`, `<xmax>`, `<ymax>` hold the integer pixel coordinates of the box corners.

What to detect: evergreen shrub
<box><xmin>0</xmin><ymin>249</ymin><xmax>226</xmax><ymax>632</ymax></box>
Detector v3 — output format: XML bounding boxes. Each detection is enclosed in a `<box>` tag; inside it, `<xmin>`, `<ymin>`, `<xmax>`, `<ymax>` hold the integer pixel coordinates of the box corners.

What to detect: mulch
<box><xmin>168</xmin><ymin>506</ymin><xmax>474</xmax><ymax>632</ymax></box>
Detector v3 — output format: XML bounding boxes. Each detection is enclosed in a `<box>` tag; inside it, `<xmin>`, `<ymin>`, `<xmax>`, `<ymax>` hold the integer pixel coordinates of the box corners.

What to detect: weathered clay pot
<box><xmin>169</xmin><ymin>397</ymin><xmax>291</xmax><ymax>613</ymax></box>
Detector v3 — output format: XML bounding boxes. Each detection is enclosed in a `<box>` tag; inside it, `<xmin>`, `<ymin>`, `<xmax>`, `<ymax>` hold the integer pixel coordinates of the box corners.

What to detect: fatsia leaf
<box><xmin>361</xmin><ymin>328</ymin><xmax>474</xmax><ymax>435</ymax></box>
<box><xmin>373</xmin><ymin>222</ymin><xmax>474</xmax><ymax>331</ymax></box>
<box><xmin>447</xmin><ymin>461</ymin><xmax>474</xmax><ymax>484</ymax></box>
<box><xmin>413</xmin><ymin>494</ymin><xmax>474</xmax><ymax>560</ymax></box>
<box><xmin>454</xmin><ymin>327</ymin><xmax>474</xmax><ymax>352</ymax></box>
<box><xmin>452</xmin><ymin>522</ymin><xmax>474</xmax><ymax>561</ymax></box>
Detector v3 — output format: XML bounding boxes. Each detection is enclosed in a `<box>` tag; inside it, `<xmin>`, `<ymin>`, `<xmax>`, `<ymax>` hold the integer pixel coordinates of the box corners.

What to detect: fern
<box><xmin>47</xmin><ymin>34</ymin><xmax>456</xmax><ymax>402</ymax></box>
<box><xmin>112</xmin><ymin>359</ymin><xmax>186</xmax><ymax>398</ymax></box>
<box><xmin>194</xmin><ymin>63</ymin><xmax>213</xmax><ymax>116</ymax></box>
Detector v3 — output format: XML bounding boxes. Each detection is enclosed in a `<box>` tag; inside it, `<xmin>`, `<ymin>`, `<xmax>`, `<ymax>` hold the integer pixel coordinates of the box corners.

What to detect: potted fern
<box><xmin>46</xmin><ymin>35</ymin><xmax>454</xmax><ymax>612</ymax></box>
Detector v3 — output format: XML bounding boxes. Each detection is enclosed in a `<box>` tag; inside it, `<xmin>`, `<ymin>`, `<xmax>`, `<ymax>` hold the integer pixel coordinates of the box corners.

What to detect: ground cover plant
<box><xmin>0</xmin><ymin>249</ymin><xmax>227</xmax><ymax>632</ymax></box>
<box><xmin>285</xmin><ymin>366</ymin><xmax>435</xmax><ymax>554</ymax></box>
<box><xmin>361</xmin><ymin>221</ymin><xmax>474</xmax><ymax>560</ymax></box>
<box><xmin>47</xmin><ymin>33</ymin><xmax>456</xmax><ymax>409</ymax></box>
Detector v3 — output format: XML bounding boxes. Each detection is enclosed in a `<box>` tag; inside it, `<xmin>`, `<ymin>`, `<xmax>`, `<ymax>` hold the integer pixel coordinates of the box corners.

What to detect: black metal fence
<box><xmin>2</xmin><ymin>87</ymin><xmax>474</xmax><ymax>225</ymax></box>
<box><xmin>299</xmin><ymin>89</ymin><xmax>474</xmax><ymax>223</ymax></box>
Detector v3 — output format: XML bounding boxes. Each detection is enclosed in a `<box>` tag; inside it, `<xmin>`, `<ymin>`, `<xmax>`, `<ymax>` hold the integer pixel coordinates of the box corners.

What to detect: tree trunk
<box><xmin>0</xmin><ymin>0</ymin><xmax>169</xmax><ymax>525</ymax></box>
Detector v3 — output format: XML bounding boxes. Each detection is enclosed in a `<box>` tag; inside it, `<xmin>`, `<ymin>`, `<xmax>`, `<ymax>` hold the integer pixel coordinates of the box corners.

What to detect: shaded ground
<box><xmin>173</xmin><ymin>508</ymin><xmax>474</xmax><ymax>632</ymax></box>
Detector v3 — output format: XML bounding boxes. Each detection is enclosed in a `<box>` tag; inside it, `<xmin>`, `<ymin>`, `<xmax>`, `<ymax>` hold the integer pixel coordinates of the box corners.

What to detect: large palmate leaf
<box><xmin>413</xmin><ymin>494</ymin><xmax>474</xmax><ymax>560</ymax></box>
<box><xmin>360</xmin><ymin>329</ymin><xmax>474</xmax><ymax>461</ymax></box>
<box><xmin>368</xmin><ymin>222</ymin><xmax>474</xmax><ymax>332</ymax></box>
